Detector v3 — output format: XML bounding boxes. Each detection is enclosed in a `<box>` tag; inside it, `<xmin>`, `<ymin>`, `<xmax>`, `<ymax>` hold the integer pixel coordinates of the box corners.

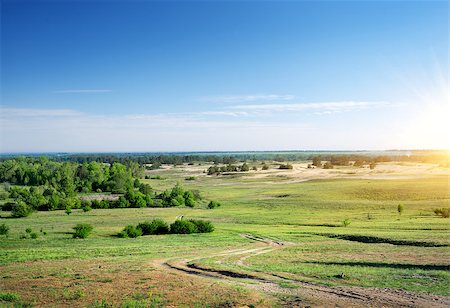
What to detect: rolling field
<box><xmin>1</xmin><ymin>162</ymin><xmax>449</xmax><ymax>307</ymax></box>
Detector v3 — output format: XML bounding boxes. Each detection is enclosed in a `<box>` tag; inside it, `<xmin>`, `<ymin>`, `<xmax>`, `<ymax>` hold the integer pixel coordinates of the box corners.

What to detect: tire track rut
<box><xmin>153</xmin><ymin>234</ymin><xmax>450</xmax><ymax>307</ymax></box>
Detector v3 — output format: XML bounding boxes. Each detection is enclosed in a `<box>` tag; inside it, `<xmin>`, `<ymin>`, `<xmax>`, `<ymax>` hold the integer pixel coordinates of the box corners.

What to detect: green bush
<box><xmin>170</xmin><ymin>220</ymin><xmax>198</xmax><ymax>234</ymax></box>
<box><xmin>25</xmin><ymin>228</ymin><xmax>32</xmax><ymax>234</ymax></box>
<box><xmin>0</xmin><ymin>224</ymin><xmax>9</xmax><ymax>236</ymax></box>
<box><xmin>137</xmin><ymin>219</ymin><xmax>169</xmax><ymax>235</ymax></box>
<box><xmin>207</xmin><ymin>200</ymin><xmax>221</xmax><ymax>209</ymax></box>
<box><xmin>73</xmin><ymin>224</ymin><xmax>93</xmax><ymax>239</ymax></box>
<box><xmin>188</xmin><ymin>219</ymin><xmax>214</xmax><ymax>233</ymax></box>
<box><xmin>81</xmin><ymin>200</ymin><xmax>92</xmax><ymax>212</ymax></box>
<box><xmin>185</xmin><ymin>197</ymin><xmax>195</xmax><ymax>208</ymax></box>
<box><xmin>119</xmin><ymin>225</ymin><xmax>142</xmax><ymax>238</ymax></box>
<box><xmin>342</xmin><ymin>219</ymin><xmax>351</xmax><ymax>227</ymax></box>
<box><xmin>11</xmin><ymin>201</ymin><xmax>33</xmax><ymax>218</ymax></box>
<box><xmin>0</xmin><ymin>292</ymin><xmax>20</xmax><ymax>302</ymax></box>
<box><xmin>30</xmin><ymin>232</ymin><xmax>38</xmax><ymax>239</ymax></box>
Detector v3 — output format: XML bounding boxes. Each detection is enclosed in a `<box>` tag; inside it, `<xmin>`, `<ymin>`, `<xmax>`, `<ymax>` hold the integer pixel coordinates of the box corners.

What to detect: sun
<box><xmin>397</xmin><ymin>62</ymin><xmax>450</xmax><ymax>150</ymax></box>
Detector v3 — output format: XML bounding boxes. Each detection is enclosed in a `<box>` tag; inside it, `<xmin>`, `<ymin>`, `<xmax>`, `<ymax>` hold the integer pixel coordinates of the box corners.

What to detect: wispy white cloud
<box><xmin>53</xmin><ymin>89</ymin><xmax>112</xmax><ymax>93</ymax></box>
<box><xmin>200</xmin><ymin>94</ymin><xmax>295</xmax><ymax>103</ymax></box>
<box><xmin>0</xmin><ymin>107</ymin><xmax>84</xmax><ymax>117</ymax></box>
<box><xmin>229</xmin><ymin>101</ymin><xmax>390</xmax><ymax>112</ymax></box>
<box><xmin>0</xmin><ymin>107</ymin><xmax>313</xmax><ymax>152</ymax></box>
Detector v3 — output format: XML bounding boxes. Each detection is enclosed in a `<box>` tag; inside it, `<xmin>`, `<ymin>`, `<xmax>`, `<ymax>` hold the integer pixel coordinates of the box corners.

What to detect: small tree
<box><xmin>189</xmin><ymin>220</ymin><xmax>214</xmax><ymax>233</ymax></box>
<box><xmin>11</xmin><ymin>201</ymin><xmax>33</xmax><ymax>218</ymax></box>
<box><xmin>342</xmin><ymin>219</ymin><xmax>351</xmax><ymax>227</ymax></box>
<box><xmin>208</xmin><ymin>200</ymin><xmax>221</xmax><ymax>209</ymax></box>
<box><xmin>137</xmin><ymin>219</ymin><xmax>169</xmax><ymax>235</ymax></box>
<box><xmin>118</xmin><ymin>225</ymin><xmax>142</xmax><ymax>238</ymax></box>
<box><xmin>65</xmin><ymin>206</ymin><xmax>72</xmax><ymax>215</ymax></box>
<box><xmin>0</xmin><ymin>224</ymin><xmax>9</xmax><ymax>236</ymax></box>
<box><xmin>170</xmin><ymin>220</ymin><xmax>198</xmax><ymax>234</ymax></box>
<box><xmin>369</xmin><ymin>162</ymin><xmax>376</xmax><ymax>170</ymax></box>
<box><xmin>240</xmin><ymin>163</ymin><xmax>250</xmax><ymax>172</ymax></box>
<box><xmin>73</xmin><ymin>224</ymin><xmax>93</xmax><ymax>239</ymax></box>
<box><xmin>262</xmin><ymin>164</ymin><xmax>269</xmax><ymax>170</ymax></box>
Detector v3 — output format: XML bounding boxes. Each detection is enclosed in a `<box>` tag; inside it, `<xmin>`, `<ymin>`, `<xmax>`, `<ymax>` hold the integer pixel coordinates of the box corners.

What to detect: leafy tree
<box><xmin>73</xmin><ymin>224</ymin><xmax>93</xmax><ymax>239</ymax></box>
<box><xmin>189</xmin><ymin>219</ymin><xmax>214</xmax><ymax>233</ymax></box>
<box><xmin>135</xmin><ymin>196</ymin><xmax>147</xmax><ymax>208</ymax></box>
<box><xmin>170</xmin><ymin>220</ymin><xmax>198</xmax><ymax>234</ymax></box>
<box><xmin>185</xmin><ymin>197</ymin><xmax>195</xmax><ymax>208</ymax></box>
<box><xmin>208</xmin><ymin>200</ymin><xmax>221</xmax><ymax>209</ymax></box>
<box><xmin>11</xmin><ymin>201</ymin><xmax>33</xmax><ymax>218</ymax></box>
<box><xmin>138</xmin><ymin>183</ymin><xmax>153</xmax><ymax>195</ymax></box>
<box><xmin>0</xmin><ymin>224</ymin><xmax>9</xmax><ymax>236</ymax></box>
<box><xmin>240</xmin><ymin>163</ymin><xmax>250</xmax><ymax>172</ymax></box>
<box><xmin>137</xmin><ymin>219</ymin><xmax>169</xmax><ymax>235</ymax></box>
<box><xmin>118</xmin><ymin>225</ymin><xmax>142</xmax><ymax>238</ymax></box>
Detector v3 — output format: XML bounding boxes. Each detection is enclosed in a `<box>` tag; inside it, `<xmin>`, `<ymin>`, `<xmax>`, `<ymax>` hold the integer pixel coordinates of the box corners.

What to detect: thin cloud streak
<box><xmin>53</xmin><ymin>89</ymin><xmax>112</xmax><ymax>93</ymax></box>
<box><xmin>200</xmin><ymin>94</ymin><xmax>295</xmax><ymax>103</ymax></box>
<box><xmin>230</xmin><ymin>101</ymin><xmax>390</xmax><ymax>112</ymax></box>
<box><xmin>0</xmin><ymin>108</ymin><xmax>84</xmax><ymax>117</ymax></box>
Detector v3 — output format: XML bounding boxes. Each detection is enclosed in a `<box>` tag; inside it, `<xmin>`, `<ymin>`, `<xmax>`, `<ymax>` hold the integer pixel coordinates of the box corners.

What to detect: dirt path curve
<box><xmin>153</xmin><ymin>234</ymin><xmax>450</xmax><ymax>307</ymax></box>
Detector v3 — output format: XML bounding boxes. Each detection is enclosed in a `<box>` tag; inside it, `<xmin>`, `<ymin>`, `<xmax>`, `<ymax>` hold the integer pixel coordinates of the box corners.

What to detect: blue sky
<box><xmin>1</xmin><ymin>0</ymin><xmax>448</xmax><ymax>152</ymax></box>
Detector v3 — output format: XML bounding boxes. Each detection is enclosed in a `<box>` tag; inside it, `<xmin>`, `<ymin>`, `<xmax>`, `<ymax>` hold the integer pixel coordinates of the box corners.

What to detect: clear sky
<box><xmin>1</xmin><ymin>0</ymin><xmax>448</xmax><ymax>152</ymax></box>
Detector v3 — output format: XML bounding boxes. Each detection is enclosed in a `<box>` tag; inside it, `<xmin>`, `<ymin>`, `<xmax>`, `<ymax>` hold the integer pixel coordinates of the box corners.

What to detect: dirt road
<box><xmin>153</xmin><ymin>234</ymin><xmax>450</xmax><ymax>307</ymax></box>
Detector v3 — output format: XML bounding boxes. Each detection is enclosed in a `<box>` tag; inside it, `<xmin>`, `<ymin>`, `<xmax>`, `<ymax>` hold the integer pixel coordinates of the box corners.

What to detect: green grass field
<box><xmin>1</xmin><ymin>162</ymin><xmax>449</xmax><ymax>307</ymax></box>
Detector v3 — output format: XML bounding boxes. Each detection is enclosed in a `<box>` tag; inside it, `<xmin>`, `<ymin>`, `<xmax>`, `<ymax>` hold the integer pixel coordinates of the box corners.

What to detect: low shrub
<box><xmin>0</xmin><ymin>292</ymin><xmax>20</xmax><ymax>302</ymax></box>
<box><xmin>189</xmin><ymin>219</ymin><xmax>214</xmax><ymax>233</ymax></box>
<box><xmin>30</xmin><ymin>232</ymin><xmax>38</xmax><ymax>239</ymax></box>
<box><xmin>170</xmin><ymin>220</ymin><xmax>198</xmax><ymax>234</ymax></box>
<box><xmin>118</xmin><ymin>225</ymin><xmax>142</xmax><ymax>238</ymax></box>
<box><xmin>208</xmin><ymin>200</ymin><xmax>221</xmax><ymax>209</ymax></box>
<box><xmin>0</xmin><ymin>224</ymin><xmax>9</xmax><ymax>236</ymax></box>
<box><xmin>279</xmin><ymin>163</ymin><xmax>293</xmax><ymax>170</ymax></box>
<box><xmin>323</xmin><ymin>162</ymin><xmax>334</xmax><ymax>169</ymax></box>
<box><xmin>73</xmin><ymin>224</ymin><xmax>93</xmax><ymax>239</ymax></box>
<box><xmin>11</xmin><ymin>201</ymin><xmax>33</xmax><ymax>218</ymax></box>
<box><xmin>137</xmin><ymin>219</ymin><xmax>169</xmax><ymax>235</ymax></box>
<box><xmin>434</xmin><ymin>208</ymin><xmax>449</xmax><ymax>218</ymax></box>
<box><xmin>342</xmin><ymin>219</ymin><xmax>351</xmax><ymax>227</ymax></box>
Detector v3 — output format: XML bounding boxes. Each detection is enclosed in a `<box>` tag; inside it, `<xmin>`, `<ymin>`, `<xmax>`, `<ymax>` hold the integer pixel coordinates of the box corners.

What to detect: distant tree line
<box><xmin>1</xmin><ymin>151</ymin><xmax>447</xmax><ymax>165</ymax></box>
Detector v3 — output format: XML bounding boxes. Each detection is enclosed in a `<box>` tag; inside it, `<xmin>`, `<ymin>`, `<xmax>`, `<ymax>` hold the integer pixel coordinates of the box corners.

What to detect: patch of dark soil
<box><xmin>304</xmin><ymin>261</ymin><xmax>450</xmax><ymax>271</ymax></box>
<box><xmin>275</xmin><ymin>194</ymin><xmax>291</xmax><ymax>198</ymax></box>
<box><xmin>316</xmin><ymin>233</ymin><xmax>449</xmax><ymax>247</ymax></box>
<box><xmin>187</xmin><ymin>263</ymin><xmax>267</xmax><ymax>281</ymax></box>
